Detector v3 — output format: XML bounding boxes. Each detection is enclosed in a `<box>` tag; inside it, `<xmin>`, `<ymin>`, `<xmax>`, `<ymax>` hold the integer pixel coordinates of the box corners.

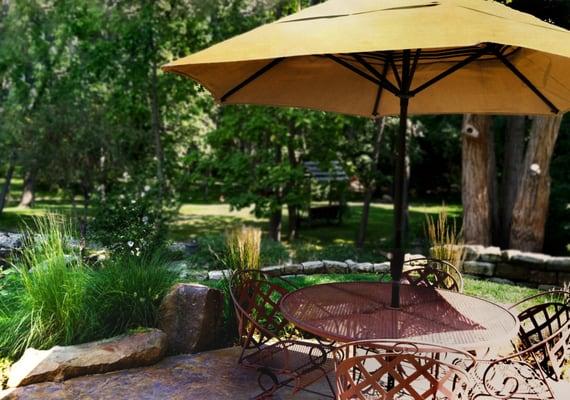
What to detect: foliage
<box><xmin>0</xmin><ymin>215</ymin><xmax>176</xmax><ymax>360</ymax></box>
<box><xmin>292</xmin><ymin>242</ymin><xmax>387</xmax><ymax>264</ymax></box>
<box><xmin>0</xmin><ymin>356</ymin><xmax>11</xmax><ymax>389</ymax></box>
<box><xmin>89</xmin><ymin>182</ymin><xmax>170</xmax><ymax>257</ymax></box>
<box><xmin>87</xmin><ymin>253</ymin><xmax>176</xmax><ymax>337</ymax></box>
<box><xmin>187</xmin><ymin>232</ymin><xmax>289</xmax><ymax>270</ymax></box>
<box><xmin>0</xmin><ymin>215</ymin><xmax>94</xmax><ymax>359</ymax></box>
<box><xmin>425</xmin><ymin>206</ymin><xmax>466</xmax><ymax>268</ymax></box>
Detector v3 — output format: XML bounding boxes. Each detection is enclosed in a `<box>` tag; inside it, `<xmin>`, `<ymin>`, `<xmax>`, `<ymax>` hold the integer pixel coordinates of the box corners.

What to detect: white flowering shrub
<box><xmin>90</xmin><ymin>183</ymin><xmax>168</xmax><ymax>256</ymax></box>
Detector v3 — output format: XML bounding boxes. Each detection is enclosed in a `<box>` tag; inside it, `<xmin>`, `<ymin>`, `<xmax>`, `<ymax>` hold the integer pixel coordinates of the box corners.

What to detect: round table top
<box><xmin>280</xmin><ymin>282</ymin><xmax>519</xmax><ymax>350</ymax></box>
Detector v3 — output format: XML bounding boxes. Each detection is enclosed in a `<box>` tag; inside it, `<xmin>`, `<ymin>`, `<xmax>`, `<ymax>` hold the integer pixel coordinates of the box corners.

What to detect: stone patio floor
<box><xmin>1</xmin><ymin>346</ymin><xmax>568</xmax><ymax>399</ymax></box>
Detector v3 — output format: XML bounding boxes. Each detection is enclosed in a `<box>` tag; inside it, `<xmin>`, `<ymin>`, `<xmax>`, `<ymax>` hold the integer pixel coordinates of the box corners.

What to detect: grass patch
<box><xmin>462</xmin><ymin>276</ymin><xmax>539</xmax><ymax>306</ymax></box>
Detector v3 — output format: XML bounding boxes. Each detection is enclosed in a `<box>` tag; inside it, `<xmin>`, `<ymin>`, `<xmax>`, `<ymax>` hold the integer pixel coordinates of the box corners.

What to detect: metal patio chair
<box><xmin>333</xmin><ymin>340</ymin><xmax>475</xmax><ymax>400</ymax></box>
<box><xmin>470</xmin><ymin>345</ymin><xmax>558</xmax><ymax>400</ymax></box>
<box><xmin>508</xmin><ymin>290</ymin><xmax>570</xmax><ymax>381</ymax></box>
<box><xmin>229</xmin><ymin>269</ymin><xmax>335</xmax><ymax>399</ymax></box>
<box><xmin>401</xmin><ymin>258</ymin><xmax>463</xmax><ymax>292</ymax></box>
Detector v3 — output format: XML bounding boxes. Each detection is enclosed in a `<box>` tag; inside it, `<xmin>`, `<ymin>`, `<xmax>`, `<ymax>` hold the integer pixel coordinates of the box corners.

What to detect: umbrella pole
<box><xmin>390</xmin><ymin>51</ymin><xmax>412</xmax><ymax>309</ymax></box>
<box><xmin>390</xmin><ymin>97</ymin><xmax>409</xmax><ymax>309</ymax></box>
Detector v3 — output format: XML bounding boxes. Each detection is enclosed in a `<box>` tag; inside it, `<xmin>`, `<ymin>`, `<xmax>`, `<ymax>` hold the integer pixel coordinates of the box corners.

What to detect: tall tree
<box><xmin>509</xmin><ymin>115</ymin><xmax>564</xmax><ymax>251</ymax></box>
<box><xmin>499</xmin><ymin>116</ymin><xmax>526</xmax><ymax>247</ymax></box>
<box><xmin>461</xmin><ymin>114</ymin><xmax>494</xmax><ymax>245</ymax></box>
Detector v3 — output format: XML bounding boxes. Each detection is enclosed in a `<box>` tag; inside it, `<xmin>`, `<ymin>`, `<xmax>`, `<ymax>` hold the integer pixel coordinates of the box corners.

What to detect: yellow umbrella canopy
<box><xmin>163</xmin><ymin>0</ymin><xmax>570</xmax><ymax>307</ymax></box>
<box><xmin>163</xmin><ymin>0</ymin><xmax>570</xmax><ymax>117</ymax></box>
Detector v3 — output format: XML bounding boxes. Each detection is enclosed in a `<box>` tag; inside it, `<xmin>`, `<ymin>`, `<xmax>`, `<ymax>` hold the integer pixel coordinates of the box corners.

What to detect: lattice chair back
<box><xmin>229</xmin><ymin>269</ymin><xmax>295</xmax><ymax>362</ymax></box>
<box><xmin>334</xmin><ymin>341</ymin><xmax>475</xmax><ymax>400</ymax></box>
<box><xmin>508</xmin><ymin>290</ymin><xmax>570</xmax><ymax>380</ymax></box>
<box><xmin>403</xmin><ymin>257</ymin><xmax>464</xmax><ymax>292</ymax></box>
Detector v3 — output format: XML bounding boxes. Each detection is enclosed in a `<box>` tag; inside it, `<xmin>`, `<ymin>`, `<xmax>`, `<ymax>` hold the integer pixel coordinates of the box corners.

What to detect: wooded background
<box><xmin>0</xmin><ymin>0</ymin><xmax>568</xmax><ymax>254</ymax></box>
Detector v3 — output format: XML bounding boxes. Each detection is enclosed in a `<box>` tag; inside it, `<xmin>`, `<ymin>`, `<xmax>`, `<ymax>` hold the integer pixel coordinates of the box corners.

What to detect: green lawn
<box><xmin>171</xmin><ymin>202</ymin><xmax>461</xmax><ymax>247</ymax></box>
<box><xmin>1</xmin><ymin>195</ymin><xmax>459</xmax><ymax>250</ymax></box>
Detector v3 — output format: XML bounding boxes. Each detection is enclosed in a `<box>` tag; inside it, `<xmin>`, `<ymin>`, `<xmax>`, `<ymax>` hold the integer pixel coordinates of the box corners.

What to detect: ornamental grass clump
<box><xmin>214</xmin><ymin>226</ymin><xmax>262</xmax><ymax>344</ymax></box>
<box><xmin>223</xmin><ymin>226</ymin><xmax>262</xmax><ymax>272</ymax></box>
<box><xmin>425</xmin><ymin>206</ymin><xmax>466</xmax><ymax>269</ymax></box>
<box><xmin>87</xmin><ymin>252</ymin><xmax>176</xmax><ymax>337</ymax></box>
<box><xmin>0</xmin><ymin>215</ymin><xmax>94</xmax><ymax>359</ymax></box>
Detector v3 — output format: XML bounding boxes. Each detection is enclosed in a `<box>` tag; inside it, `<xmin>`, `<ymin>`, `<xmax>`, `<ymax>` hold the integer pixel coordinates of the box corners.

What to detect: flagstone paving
<box><xmin>0</xmin><ymin>347</ymin><xmax>332</xmax><ymax>400</ymax></box>
<box><xmin>1</xmin><ymin>346</ymin><xmax>568</xmax><ymax>399</ymax></box>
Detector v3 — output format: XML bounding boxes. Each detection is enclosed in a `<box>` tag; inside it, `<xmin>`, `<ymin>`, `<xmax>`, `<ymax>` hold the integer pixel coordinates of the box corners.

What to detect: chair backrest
<box><xmin>229</xmin><ymin>269</ymin><xmax>294</xmax><ymax>350</ymax></box>
<box><xmin>508</xmin><ymin>290</ymin><xmax>570</xmax><ymax>380</ymax></box>
<box><xmin>509</xmin><ymin>290</ymin><xmax>570</xmax><ymax>345</ymax></box>
<box><xmin>333</xmin><ymin>340</ymin><xmax>475</xmax><ymax>400</ymax></box>
<box><xmin>403</xmin><ymin>257</ymin><xmax>464</xmax><ymax>292</ymax></box>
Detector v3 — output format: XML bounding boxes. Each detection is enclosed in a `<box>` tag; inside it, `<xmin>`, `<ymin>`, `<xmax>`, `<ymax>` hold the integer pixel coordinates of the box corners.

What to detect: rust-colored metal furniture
<box><xmin>280</xmin><ymin>282</ymin><xmax>519</xmax><ymax>353</ymax></box>
<box><xmin>402</xmin><ymin>257</ymin><xmax>464</xmax><ymax>292</ymax></box>
<box><xmin>333</xmin><ymin>340</ymin><xmax>476</xmax><ymax>400</ymax></box>
<box><xmin>471</xmin><ymin>346</ymin><xmax>557</xmax><ymax>400</ymax></box>
<box><xmin>229</xmin><ymin>269</ymin><xmax>335</xmax><ymax>399</ymax></box>
<box><xmin>508</xmin><ymin>290</ymin><xmax>570</xmax><ymax>381</ymax></box>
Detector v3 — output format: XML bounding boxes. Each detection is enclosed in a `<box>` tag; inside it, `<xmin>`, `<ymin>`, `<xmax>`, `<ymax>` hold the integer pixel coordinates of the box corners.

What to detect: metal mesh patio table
<box><xmin>280</xmin><ymin>282</ymin><xmax>519</xmax><ymax>351</ymax></box>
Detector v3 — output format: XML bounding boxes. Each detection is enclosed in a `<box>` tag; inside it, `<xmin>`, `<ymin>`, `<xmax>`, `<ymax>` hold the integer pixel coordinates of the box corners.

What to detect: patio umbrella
<box><xmin>163</xmin><ymin>0</ymin><xmax>570</xmax><ymax>308</ymax></box>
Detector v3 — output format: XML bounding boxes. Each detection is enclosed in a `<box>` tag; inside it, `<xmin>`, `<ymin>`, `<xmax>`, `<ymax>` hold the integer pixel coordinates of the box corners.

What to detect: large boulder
<box><xmin>7</xmin><ymin>329</ymin><xmax>167</xmax><ymax>388</ymax></box>
<box><xmin>158</xmin><ymin>283</ymin><xmax>224</xmax><ymax>355</ymax></box>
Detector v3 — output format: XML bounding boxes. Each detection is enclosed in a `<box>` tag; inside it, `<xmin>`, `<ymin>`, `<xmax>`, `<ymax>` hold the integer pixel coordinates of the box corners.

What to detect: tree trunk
<box><xmin>461</xmin><ymin>114</ymin><xmax>494</xmax><ymax>245</ymax></box>
<box><xmin>287</xmin><ymin>204</ymin><xmax>298</xmax><ymax>240</ymax></box>
<box><xmin>285</xmin><ymin>125</ymin><xmax>300</xmax><ymax>241</ymax></box>
<box><xmin>268</xmin><ymin>209</ymin><xmax>282</xmax><ymax>242</ymax></box>
<box><xmin>0</xmin><ymin>152</ymin><xmax>16</xmax><ymax>215</ymax></box>
<box><xmin>509</xmin><ymin>115</ymin><xmax>563</xmax><ymax>252</ymax></box>
<box><xmin>150</xmin><ymin>57</ymin><xmax>165</xmax><ymax>200</ymax></box>
<box><xmin>488</xmin><ymin>121</ymin><xmax>499</xmax><ymax>245</ymax></box>
<box><xmin>357</xmin><ymin>117</ymin><xmax>386</xmax><ymax>248</ymax></box>
<box><xmin>500</xmin><ymin>116</ymin><xmax>526</xmax><ymax>247</ymax></box>
<box><xmin>19</xmin><ymin>170</ymin><xmax>35</xmax><ymax>208</ymax></box>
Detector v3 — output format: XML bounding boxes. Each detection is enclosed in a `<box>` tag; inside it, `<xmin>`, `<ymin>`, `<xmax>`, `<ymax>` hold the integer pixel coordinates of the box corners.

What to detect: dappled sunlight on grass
<box><xmin>1</xmin><ymin>199</ymin><xmax>462</xmax><ymax>251</ymax></box>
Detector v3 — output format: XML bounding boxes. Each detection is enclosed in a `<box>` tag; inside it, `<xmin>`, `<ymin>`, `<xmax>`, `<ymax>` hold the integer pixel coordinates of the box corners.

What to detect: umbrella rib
<box><xmin>493</xmin><ymin>49</ymin><xmax>559</xmax><ymax>114</ymax></box>
<box><xmin>326</xmin><ymin>54</ymin><xmax>399</xmax><ymax>97</ymax></box>
<box><xmin>409</xmin><ymin>48</ymin><xmax>488</xmax><ymax>96</ymax></box>
<box><xmin>388</xmin><ymin>56</ymin><xmax>403</xmax><ymax>90</ymax></box>
<box><xmin>220</xmin><ymin>58</ymin><xmax>284</xmax><ymax>102</ymax></box>
<box><xmin>371</xmin><ymin>61</ymin><xmax>390</xmax><ymax>116</ymax></box>
<box><xmin>409</xmin><ymin>49</ymin><xmax>422</xmax><ymax>84</ymax></box>
<box><xmin>352</xmin><ymin>54</ymin><xmax>400</xmax><ymax>95</ymax></box>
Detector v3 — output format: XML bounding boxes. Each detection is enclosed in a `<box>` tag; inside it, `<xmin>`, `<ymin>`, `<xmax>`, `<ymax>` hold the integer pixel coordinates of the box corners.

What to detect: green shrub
<box><xmin>0</xmin><ymin>215</ymin><xmax>94</xmax><ymax>359</ymax></box>
<box><xmin>292</xmin><ymin>242</ymin><xmax>385</xmax><ymax>263</ymax></box>
<box><xmin>87</xmin><ymin>253</ymin><xmax>176</xmax><ymax>337</ymax></box>
<box><xmin>89</xmin><ymin>184</ymin><xmax>169</xmax><ymax>257</ymax></box>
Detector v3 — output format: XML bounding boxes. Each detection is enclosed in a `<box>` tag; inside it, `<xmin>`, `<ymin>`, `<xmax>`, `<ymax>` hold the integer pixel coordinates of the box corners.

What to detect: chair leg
<box><xmin>255</xmin><ymin>368</ymin><xmax>279</xmax><ymax>399</ymax></box>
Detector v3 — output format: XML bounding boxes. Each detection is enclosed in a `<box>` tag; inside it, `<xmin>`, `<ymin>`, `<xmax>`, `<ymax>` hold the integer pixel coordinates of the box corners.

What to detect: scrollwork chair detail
<box><xmin>401</xmin><ymin>258</ymin><xmax>463</xmax><ymax>292</ymax></box>
<box><xmin>229</xmin><ymin>269</ymin><xmax>335</xmax><ymax>399</ymax></box>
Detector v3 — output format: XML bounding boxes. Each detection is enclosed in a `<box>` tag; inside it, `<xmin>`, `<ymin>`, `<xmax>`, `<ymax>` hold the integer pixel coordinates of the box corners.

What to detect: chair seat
<box><xmin>470</xmin><ymin>360</ymin><xmax>555</xmax><ymax>400</ymax></box>
<box><xmin>242</xmin><ymin>339</ymin><xmax>335</xmax><ymax>391</ymax></box>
